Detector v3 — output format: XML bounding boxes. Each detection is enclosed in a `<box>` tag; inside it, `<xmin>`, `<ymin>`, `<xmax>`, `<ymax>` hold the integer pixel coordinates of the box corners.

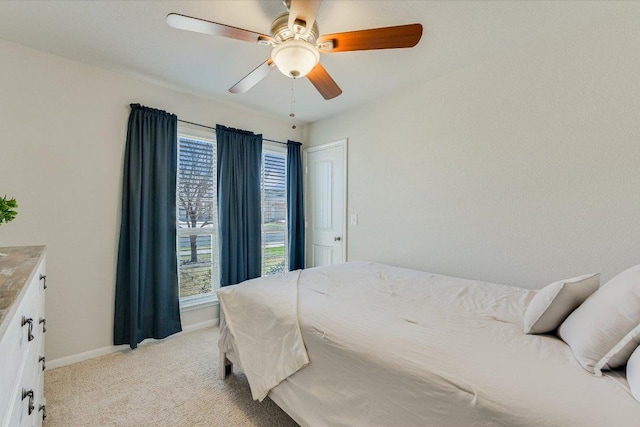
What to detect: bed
<box><xmin>217</xmin><ymin>261</ymin><xmax>640</xmax><ymax>426</ymax></box>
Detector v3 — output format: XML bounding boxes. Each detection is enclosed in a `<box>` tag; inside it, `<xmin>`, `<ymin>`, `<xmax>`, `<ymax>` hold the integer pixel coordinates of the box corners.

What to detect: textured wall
<box><xmin>305</xmin><ymin>11</ymin><xmax>640</xmax><ymax>289</ymax></box>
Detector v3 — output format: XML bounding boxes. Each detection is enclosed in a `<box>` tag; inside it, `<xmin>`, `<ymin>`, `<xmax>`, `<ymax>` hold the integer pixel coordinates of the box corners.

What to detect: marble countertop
<box><xmin>0</xmin><ymin>245</ymin><xmax>46</xmax><ymax>337</ymax></box>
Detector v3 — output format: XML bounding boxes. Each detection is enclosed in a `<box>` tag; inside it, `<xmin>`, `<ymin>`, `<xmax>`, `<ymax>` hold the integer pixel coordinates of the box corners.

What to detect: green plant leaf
<box><xmin>0</xmin><ymin>195</ymin><xmax>18</xmax><ymax>225</ymax></box>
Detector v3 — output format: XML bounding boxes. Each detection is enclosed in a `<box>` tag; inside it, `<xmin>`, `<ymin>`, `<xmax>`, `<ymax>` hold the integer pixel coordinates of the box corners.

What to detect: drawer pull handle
<box><xmin>39</xmin><ymin>356</ymin><xmax>46</xmax><ymax>371</ymax></box>
<box><xmin>22</xmin><ymin>389</ymin><xmax>34</xmax><ymax>415</ymax></box>
<box><xmin>21</xmin><ymin>316</ymin><xmax>34</xmax><ymax>341</ymax></box>
<box><xmin>39</xmin><ymin>404</ymin><xmax>47</xmax><ymax>420</ymax></box>
<box><xmin>40</xmin><ymin>274</ymin><xmax>47</xmax><ymax>289</ymax></box>
<box><xmin>39</xmin><ymin>317</ymin><xmax>47</xmax><ymax>333</ymax></box>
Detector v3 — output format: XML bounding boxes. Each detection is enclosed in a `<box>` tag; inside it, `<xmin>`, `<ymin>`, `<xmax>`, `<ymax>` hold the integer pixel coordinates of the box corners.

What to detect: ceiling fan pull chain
<box><xmin>290</xmin><ymin>78</ymin><xmax>297</xmax><ymax>129</ymax></box>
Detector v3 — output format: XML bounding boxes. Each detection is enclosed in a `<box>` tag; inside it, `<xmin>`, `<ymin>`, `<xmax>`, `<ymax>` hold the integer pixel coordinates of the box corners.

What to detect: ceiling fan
<box><xmin>166</xmin><ymin>0</ymin><xmax>423</xmax><ymax>100</ymax></box>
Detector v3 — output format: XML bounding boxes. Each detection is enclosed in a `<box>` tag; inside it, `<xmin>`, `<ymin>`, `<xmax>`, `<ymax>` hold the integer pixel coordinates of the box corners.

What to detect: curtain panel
<box><xmin>216</xmin><ymin>125</ymin><xmax>263</xmax><ymax>287</ymax></box>
<box><xmin>287</xmin><ymin>141</ymin><xmax>305</xmax><ymax>270</ymax></box>
<box><xmin>114</xmin><ymin>104</ymin><xmax>181</xmax><ymax>349</ymax></box>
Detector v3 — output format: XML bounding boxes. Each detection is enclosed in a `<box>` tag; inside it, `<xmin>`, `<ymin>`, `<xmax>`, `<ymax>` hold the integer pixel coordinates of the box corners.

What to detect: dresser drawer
<box><xmin>5</xmin><ymin>366</ymin><xmax>40</xmax><ymax>427</ymax></box>
<box><xmin>9</xmin><ymin>330</ymin><xmax>45</xmax><ymax>427</ymax></box>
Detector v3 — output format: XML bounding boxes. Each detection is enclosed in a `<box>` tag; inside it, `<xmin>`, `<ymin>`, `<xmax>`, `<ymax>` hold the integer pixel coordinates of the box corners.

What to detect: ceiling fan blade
<box><xmin>306</xmin><ymin>63</ymin><xmax>342</xmax><ymax>100</ymax></box>
<box><xmin>317</xmin><ymin>23</ymin><xmax>423</xmax><ymax>52</ymax></box>
<box><xmin>166</xmin><ymin>13</ymin><xmax>268</xmax><ymax>44</ymax></box>
<box><xmin>229</xmin><ymin>59</ymin><xmax>276</xmax><ymax>94</ymax></box>
<box><xmin>288</xmin><ymin>0</ymin><xmax>323</xmax><ymax>36</ymax></box>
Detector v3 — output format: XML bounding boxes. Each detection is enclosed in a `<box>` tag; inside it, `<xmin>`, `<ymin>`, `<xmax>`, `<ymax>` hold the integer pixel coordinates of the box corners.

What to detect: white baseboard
<box><xmin>47</xmin><ymin>344</ymin><xmax>123</xmax><ymax>370</ymax></box>
<box><xmin>47</xmin><ymin>318</ymin><xmax>219</xmax><ymax>370</ymax></box>
<box><xmin>181</xmin><ymin>318</ymin><xmax>218</xmax><ymax>333</ymax></box>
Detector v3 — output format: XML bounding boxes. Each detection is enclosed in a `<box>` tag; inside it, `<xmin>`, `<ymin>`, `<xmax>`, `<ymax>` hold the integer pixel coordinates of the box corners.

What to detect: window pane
<box><xmin>179</xmin><ymin>234</ymin><xmax>213</xmax><ymax>298</ymax></box>
<box><xmin>262</xmin><ymin>150</ymin><xmax>287</xmax><ymax>276</ymax></box>
<box><xmin>177</xmin><ymin>132</ymin><xmax>219</xmax><ymax>299</ymax></box>
<box><xmin>178</xmin><ymin>137</ymin><xmax>215</xmax><ymax>229</ymax></box>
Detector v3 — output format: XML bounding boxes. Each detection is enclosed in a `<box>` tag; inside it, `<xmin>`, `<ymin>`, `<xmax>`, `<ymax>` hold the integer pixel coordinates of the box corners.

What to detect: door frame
<box><xmin>303</xmin><ymin>138</ymin><xmax>348</xmax><ymax>265</ymax></box>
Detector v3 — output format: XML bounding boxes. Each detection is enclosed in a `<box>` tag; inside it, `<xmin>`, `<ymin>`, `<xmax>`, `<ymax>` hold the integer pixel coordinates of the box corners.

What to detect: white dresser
<box><xmin>0</xmin><ymin>246</ymin><xmax>47</xmax><ymax>427</ymax></box>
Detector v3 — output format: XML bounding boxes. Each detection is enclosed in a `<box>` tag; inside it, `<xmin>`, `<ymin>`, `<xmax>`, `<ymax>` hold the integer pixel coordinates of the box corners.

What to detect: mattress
<box><xmin>219</xmin><ymin>261</ymin><xmax>640</xmax><ymax>426</ymax></box>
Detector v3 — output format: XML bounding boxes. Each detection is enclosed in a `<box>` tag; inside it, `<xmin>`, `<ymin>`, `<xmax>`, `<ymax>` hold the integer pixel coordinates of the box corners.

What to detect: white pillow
<box><xmin>523</xmin><ymin>273</ymin><xmax>600</xmax><ymax>334</ymax></box>
<box><xmin>597</xmin><ymin>324</ymin><xmax>640</xmax><ymax>372</ymax></box>
<box><xmin>558</xmin><ymin>264</ymin><xmax>640</xmax><ymax>375</ymax></box>
<box><xmin>627</xmin><ymin>345</ymin><xmax>640</xmax><ymax>402</ymax></box>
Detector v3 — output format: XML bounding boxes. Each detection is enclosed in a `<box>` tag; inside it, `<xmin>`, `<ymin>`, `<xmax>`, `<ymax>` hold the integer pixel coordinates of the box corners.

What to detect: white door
<box><xmin>304</xmin><ymin>139</ymin><xmax>347</xmax><ymax>268</ymax></box>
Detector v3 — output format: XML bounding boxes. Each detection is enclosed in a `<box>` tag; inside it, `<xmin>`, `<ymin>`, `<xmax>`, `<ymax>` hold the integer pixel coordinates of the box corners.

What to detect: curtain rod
<box><xmin>177</xmin><ymin>119</ymin><xmax>287</xmax><ymax>146</ymax></box>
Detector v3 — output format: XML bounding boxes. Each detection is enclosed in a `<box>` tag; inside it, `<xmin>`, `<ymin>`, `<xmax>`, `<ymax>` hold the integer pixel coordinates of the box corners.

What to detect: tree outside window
<box><xmin>177</xmin><ymin>136</ymin><xmax>218</xmax><ymax>299</ymax></box>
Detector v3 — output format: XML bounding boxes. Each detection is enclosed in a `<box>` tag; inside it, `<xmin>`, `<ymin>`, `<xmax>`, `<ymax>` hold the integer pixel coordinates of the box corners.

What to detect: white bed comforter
<box><xmin>219</xmin><ymin>262</ymin><xmax>640</xmax><ymax>426</ymax></box>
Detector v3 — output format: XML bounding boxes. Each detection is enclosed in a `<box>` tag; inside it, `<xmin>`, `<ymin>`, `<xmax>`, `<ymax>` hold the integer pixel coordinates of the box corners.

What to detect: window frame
<box><xmin>176</xmin><ymin>124</ymin><xmax>219</xmax><ymax>311</ymax></box>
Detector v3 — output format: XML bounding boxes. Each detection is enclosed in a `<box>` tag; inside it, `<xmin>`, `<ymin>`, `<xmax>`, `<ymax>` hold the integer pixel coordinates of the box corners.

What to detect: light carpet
<box><xmin>44</xmin><ymin>327</ymin><xmax>298</xmax><ymax>427</ymax></box>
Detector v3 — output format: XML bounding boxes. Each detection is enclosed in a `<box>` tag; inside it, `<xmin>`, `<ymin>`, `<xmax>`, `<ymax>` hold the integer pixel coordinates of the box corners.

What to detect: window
<box><xmin>176</xmin><ymin>131</ymin><xmax>288</xmax><ymax>308</ymax></box>
<box><xmin>261</xmin><ymin>144</ymin><xmax>287</xmax><ymax>276</ymax></box>
<box><xmin>177</xmin><ymin>128</ymin><xmax>219</xmax><ymax>307</ymax></box>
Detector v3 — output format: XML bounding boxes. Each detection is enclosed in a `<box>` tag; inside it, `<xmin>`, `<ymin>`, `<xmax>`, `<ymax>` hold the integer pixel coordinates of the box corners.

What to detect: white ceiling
<box><xmin>0</xmin><ymin>1</ymin><xmax>633</xmax><ymax>123</ymax></box>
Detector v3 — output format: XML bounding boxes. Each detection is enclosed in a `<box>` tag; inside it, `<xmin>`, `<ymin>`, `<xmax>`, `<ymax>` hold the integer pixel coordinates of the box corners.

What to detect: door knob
<box><xmin>334</xmin><ymin>236</ymin><xmax>341</xmax><ymax>241</ymax></box>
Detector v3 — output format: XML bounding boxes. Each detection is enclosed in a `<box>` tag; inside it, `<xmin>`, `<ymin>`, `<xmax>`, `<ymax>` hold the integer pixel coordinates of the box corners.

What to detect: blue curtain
<box><xmin>216</xmin><ymin>125</ymin><xmax>263</xmax><ymax>287</ymax></box>
<box><xmin>287</xmin><ymin>141</ymin><xmax>305</xmax><ymax>270</ymax></box>
<box><xmin>114</xmin><ymin>104</ymin><xmax>181</xmax><ymax>349</ymax></box>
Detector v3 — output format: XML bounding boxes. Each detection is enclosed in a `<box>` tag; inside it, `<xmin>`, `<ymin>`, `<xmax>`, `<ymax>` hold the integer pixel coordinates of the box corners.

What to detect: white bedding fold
<box><xmin>216</xmin><ymin>270</ymin><xmax>309</xmax><ymax>401</ymax></box>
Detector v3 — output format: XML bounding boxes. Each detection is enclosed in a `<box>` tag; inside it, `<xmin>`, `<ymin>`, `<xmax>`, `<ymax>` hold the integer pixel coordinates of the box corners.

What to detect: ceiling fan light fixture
<box><xmin>271</xmin><ymin>39</ymin><xmax>320</xmax><ymax>78</ymax></box>
<box><xmin>168</xmin><ymin>2</ymin><xmax>423</xmax><ymax>100</ymax></box>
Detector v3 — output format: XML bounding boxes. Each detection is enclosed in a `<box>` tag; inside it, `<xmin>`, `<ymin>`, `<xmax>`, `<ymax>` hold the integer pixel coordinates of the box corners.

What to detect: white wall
<box><xmin>0</xmin><ymin>39</ymin><xmax>302</xmax><ymax>361</ymax></box>
<box><xmin>305</xmin><ymin>12</ymin><xmax>640</xmax><ymax>289</ymax></box>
